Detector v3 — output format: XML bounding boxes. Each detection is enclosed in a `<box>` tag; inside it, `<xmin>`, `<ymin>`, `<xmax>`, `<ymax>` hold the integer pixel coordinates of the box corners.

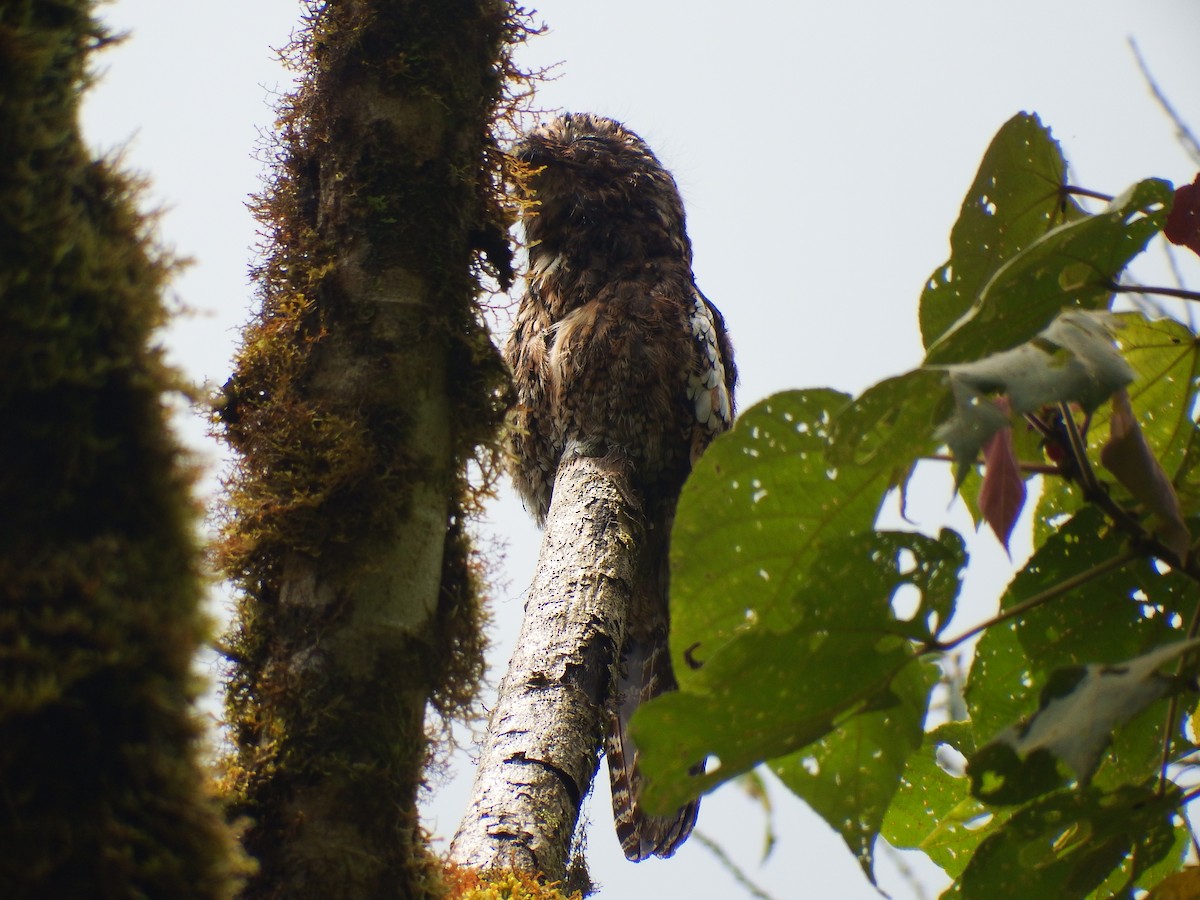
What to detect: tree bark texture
<box><xmin>217</xmin><ymin>2</ymin><xmax>517</xmax><ymax>897</ymax></box>
<box><xmin>450</xmin><ymin>454</ymin><xmax>642</xmax><ymax>881</ymax></box>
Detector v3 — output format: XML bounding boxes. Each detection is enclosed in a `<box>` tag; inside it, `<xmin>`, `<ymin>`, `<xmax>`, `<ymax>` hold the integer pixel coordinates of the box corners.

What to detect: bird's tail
<box><xmin>605</xmin><ymin>641</ymin><xmax>700</xmax><ymax>860</ymax></box>
<box><xmin>605</xmin><ymin>500</ymin><xmax>701</xmax><ymax>861</ymax></box>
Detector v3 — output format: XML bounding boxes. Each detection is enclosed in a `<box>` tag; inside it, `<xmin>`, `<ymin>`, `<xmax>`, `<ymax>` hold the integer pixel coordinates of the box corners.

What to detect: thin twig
<box><xmin>1161</xmin><ymin>243</ymin><xmax>1197</xmax><ymax>331</ymax></box>
<box><xmin>691</xmin><ymin>831</ymin><xmax>781</xmax><ymax>900</ymax></box>
<box><xmin>924</xmin><ymin>453</ymin><xmax>1058</xmax><ymax>476</ymax></box>
<box><xmin>923</xmin><ymin>548</ymin><xmax>1141</xmax><ymax>654</ymax></box>
<box><xmin>1129</xmin><ymin>38</ymin><xmax>1200</xmax><ymax>165</ymax></box>
<box><xmin>1158</xmin><ymin>583</ymin><xmax>1200</xmax><ymax>795</ymax></box>
<box><xmin>208</xmin><ymin>638</ymin><xmax>246</xmax><ymax>666</ymax></box>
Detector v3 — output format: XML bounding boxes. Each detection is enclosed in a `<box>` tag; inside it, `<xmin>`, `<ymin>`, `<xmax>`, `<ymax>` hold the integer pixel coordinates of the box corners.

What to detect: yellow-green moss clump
<box><xmin>443</xmin><ymin>866</ymin><xmax>583</xmax><ymax>900</ymax></box>
<box><xmin>0</xmin><ymin>2</ymin><xmax>244</xmax><ymax>896</ymax></box>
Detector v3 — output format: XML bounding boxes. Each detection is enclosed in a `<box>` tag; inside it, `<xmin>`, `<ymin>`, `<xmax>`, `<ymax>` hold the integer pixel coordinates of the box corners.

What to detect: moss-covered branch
<box><xmin>0</xmin><ymin>2</ymin><xmax>243</xmax><ymax>895</ymax></box>
<box><xmin>214</xmin><ymin>1</ymin><xmax>529</xmax><ymax>896</ymax></box>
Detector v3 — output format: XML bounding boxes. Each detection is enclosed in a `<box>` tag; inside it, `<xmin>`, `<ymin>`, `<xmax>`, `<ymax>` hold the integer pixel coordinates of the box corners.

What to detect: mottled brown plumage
<box><xmin>505</xmin><ymin>113</ymin><xmax>736</xmax><ymax>861</ymax></box>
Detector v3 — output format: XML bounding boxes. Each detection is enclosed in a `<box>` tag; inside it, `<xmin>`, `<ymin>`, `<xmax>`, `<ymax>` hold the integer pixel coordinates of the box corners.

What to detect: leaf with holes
<box><xmin>639</xmin><ymin>526</ymin><xmax>964</xmax><ymax>814</ymax></box>
<box><xmin>966</xmin><ymin>506</ymin><xmax>1198</xmax><ymax>755</ymax></box>
<box><xmin>926</xmin><ymin>178</ymin><xmax>1172</xmax><ymax>365</ymax></box>
<box><xmin>670</xmin><ymin>390</ymin><xmax>890</xmax><ymax>684</ymax></box>
<box><xmin>920</xmin><ymin>113</ymin><xmax>1082</xmax><ymax>351</ymax></box>
<box><xmin>771</xmin><ymin>659</ymin><xmax>938</xmax><ymax>883</ymax></box>
<box><xmin>934</xmin><ymin>311</ymin><xmax>1134</xmax><ymax>483</ymax></box>
<box><xmin>969</xmin><ymin>638</ymin><xmax>1200</xmax><ymax>804</ymax></box>
<box><xmin>955</xmin><ymin>784</ymin><xmax>1178</xmax><ymax>899</ymax></box>
<box><xmin>882</xmin><ymin>722</ymin><xmax>1014</xmax><ymax>880</ymax></box>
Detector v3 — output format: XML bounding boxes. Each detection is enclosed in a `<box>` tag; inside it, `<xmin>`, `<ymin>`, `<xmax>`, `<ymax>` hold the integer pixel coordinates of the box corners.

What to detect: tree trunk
<box><xmin>0</xmin><ymin>2</ymin><xmax>242</xmax><ymax>895</ymax></box>
<box><xmin>450</xmin><ymin>455</ymin><xmax>643</xmax><ymax>884</ymax></box>
<box><xmin>216</xmin><ymin>1</ymin><xmax>520</xmax><ymax>897</ymax></box>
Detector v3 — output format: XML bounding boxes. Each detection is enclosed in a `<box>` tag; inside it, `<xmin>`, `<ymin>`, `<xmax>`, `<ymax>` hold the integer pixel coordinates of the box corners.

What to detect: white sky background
<box><xmin>80</xmin><ymin>1</ymin><xmax>1200</xmax><ymax>897</ymax></box>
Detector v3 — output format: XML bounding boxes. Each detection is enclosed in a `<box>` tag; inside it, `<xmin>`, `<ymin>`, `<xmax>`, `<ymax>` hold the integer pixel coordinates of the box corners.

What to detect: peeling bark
<box><xmin>451</xmin><ymin>454</ymin><xmax>642</xmax><ymax>880</ymax></box>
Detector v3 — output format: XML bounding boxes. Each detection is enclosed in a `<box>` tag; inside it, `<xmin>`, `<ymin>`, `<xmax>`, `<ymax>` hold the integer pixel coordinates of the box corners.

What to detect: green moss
<box><xmin>214</xmin><ymin>1</ymin><xmax>535</xmax><ymax>896</ymax></box>
<box><xmin>0</xmin><ymin>1</ymin><xmax>245</xmax><ymax>895</ymax></box>
<box><xmin>443</xmin><ymin>866</ymin><xmax>584</xmax><ymax>900</ymax></box>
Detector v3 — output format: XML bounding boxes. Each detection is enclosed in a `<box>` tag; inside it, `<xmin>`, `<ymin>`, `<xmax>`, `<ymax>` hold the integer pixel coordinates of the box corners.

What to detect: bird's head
<box><xmin>511</xmin><ymin>113</ymin><xmax>688</xmax><ymax>259</ymax></box>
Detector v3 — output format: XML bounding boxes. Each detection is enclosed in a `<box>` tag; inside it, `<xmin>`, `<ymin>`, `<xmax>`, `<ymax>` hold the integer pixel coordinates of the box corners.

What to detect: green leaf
<box><xmin>926</xmin><ymin>178</ymin><xmax>1173</xmax><ymax>365</ymax></box>
<box><xmin>969</xmin><ymin>638</ymin><xmax>1200</xmax><ymax>804</ymax></box>
<box><xmin>883</xmin><ymin>722</ymin><xmax>1012</xmax><ymax>880</ymax></box>
<box><xmin>920</xmin><ymin>112</ymin><xmax>1081</xmax><ymax>351</ymax></box>
<box><xmin>757</xmin><ymin>528</ymin><xmax>968</xmax><ymax>641</ymax></box>
<box><xmin>971</xmin><ymin>509</ymin><xmax>1161</xmax><ymax>734</ymax></box>
<box><xmin>967</xmin><ymin>507</ymin><xmax>1199</xmax><ymax>784</ymax></box>
<box><xmin>633</xmin><ymin>633</ymin><xmax>918</xmax><ymax>814</ymax></box>
<box><xmin>641</xmin><ymin>522</ymin><xmax>965</xmax><ymax>812</ymax></box>
<box><xmin>1035</xmin><ymin>312</ymin><xmax>1200</xmax><ymax>546</ymax></box>
<box><xmin>828</xmin><ymin>368</ymin><xmax>950</xmax><ymax>490</ymax></box>
<box><xmin>771</xmin><ymin>659</ymin><xmax>938</xmax><ymax>882</ymax></box>
<box><xmin>954</xmin><ymin>785</ymin><xmax>1178</xmax><ymax>899</ymax></box>
<box><xmin>670</xmin><ymin>390</ymin><xmax>889</xmax><ymax>678</ymax></box>
<box><xmin>935</xmin><ymin>311</ymin><xmax>1135</xmax><ymax>483</ymax></box>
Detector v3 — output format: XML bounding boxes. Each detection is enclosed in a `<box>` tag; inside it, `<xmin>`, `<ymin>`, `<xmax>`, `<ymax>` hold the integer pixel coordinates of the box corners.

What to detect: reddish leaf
<box><xmin>1165</xmin><ymin>173</ymin><xmax>1200</xmax><ymax>257</ymax></box>
<box><xmin>979</xmin><ymin>401</ymin><xmax>1026</xmax><ymax>554</ymax></box>
<box><xmin>1099</xmin><ymin>389</ymin><xmax>1191</xmax><ymax>562</ymax></box>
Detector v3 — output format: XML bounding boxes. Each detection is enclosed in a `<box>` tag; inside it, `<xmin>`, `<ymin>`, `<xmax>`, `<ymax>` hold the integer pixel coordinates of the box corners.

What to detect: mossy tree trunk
<box><xmin>0</xmin><ymin>2</ymin><xmax>243</xmax><ymax>896</ymax></box>
<box><xmin>216</xmin><ymin>2</ymin><xmax>522</xmax><ymax>897</ymax></box>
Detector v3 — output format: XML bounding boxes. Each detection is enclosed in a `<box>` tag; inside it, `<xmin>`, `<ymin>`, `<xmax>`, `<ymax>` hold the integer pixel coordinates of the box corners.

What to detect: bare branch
<box><xmin>1129</xmin><ymin>38</ymin><xmax>1200</xmax><ymax>165</ymax></box>
<box><xmin>450</xmin><ymin>454</ymin><xmax>641</xmax><ymax>880</ymax></box>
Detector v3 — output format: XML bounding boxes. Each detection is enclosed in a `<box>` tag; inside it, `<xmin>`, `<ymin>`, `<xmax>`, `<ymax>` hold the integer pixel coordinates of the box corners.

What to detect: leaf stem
<box><xmin>1063</xmin><ymin>184</ymin><xmax>1115</xmax><ymax>203</ymax></box>
<box><xmin>1058</xmin><ymin>403</ymin><xmax>1098</xmax><ymax>493</ymax></box>
<box><xmin>1109</xmin><ymin>282</ymin><xmax>1200</xmax><ymax>303</ymax></box>
<box><xmin>1157</xmin><ymin>583</ymin><xmax>1200</xmax><ymax>795</ymax></box>
<box><xmin>922</xmin><ymin>548</ymin><xmax>1141</xmax><ymax>654</ymax></box>
<box><xmin>925</xmin><ymin>452</ymin><xmax>1058</xmax><ymax>475</ymax></box>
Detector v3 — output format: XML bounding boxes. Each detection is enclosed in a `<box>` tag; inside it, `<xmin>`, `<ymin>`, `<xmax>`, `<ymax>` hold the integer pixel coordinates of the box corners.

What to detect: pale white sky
<box><xmin>82</xmin><ymin>2</ymin><xmax>1200</xmax><ymax>897</ymax></box>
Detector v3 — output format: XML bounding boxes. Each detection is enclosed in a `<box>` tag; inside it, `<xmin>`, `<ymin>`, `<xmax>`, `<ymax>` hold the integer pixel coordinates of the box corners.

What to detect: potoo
<box><xmin>505</xmin><ymin>113</ymin><xmax>736</xmax><ymax>861</ymax></box>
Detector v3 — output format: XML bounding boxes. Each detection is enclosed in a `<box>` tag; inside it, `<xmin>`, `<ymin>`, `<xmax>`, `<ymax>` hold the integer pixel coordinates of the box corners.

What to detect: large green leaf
<box><xmin>954</xmin><ymin>785</ymin><xmax>1178</xmax><ymax>899</ymax></box>
<box><xmin>1115</xmin><ymin>315</ymin><xmax>1200</xmax><ymax>484</ymax></box>
<box><xmin>639</xmin><ymin>528</ymin><xmax>965</xmax><ymax>812</ymax></box>
<box><xmin>883</xmin><ymin>721</ymin><xmax>1012</xmax><ymax>880</ymax></box>
<box><xmin>754</xmin><ymin>529</ymin><xmax>967</xmax><ymax>640</ymax></box>
<box><xmin>771</xmin><ymin>659</ymin><xmax>938</xmax><ymax>882</ymax></box>
<box><xmin>920</xmin><ymin>113</ymin><xmax>1081</xmax><ymax>350</ymax></box>
<box><xmin>926</xmin><ymin>178</ymin><xmax>1173</xmax><ymax>365</ymax></box>
<box><xmin>827</xmin><ymin>368</ymin><xmax>950</xmax><ymax>490</ymax></box>
<box><xmin>669</xmin><ymin>390</ymin><xmax>889</xmax><ymax>679</ymax></box>
<box><xmin>633</xmin><ymin>633</ymin><xmax>919</xmax><ymax>813</ymax></box>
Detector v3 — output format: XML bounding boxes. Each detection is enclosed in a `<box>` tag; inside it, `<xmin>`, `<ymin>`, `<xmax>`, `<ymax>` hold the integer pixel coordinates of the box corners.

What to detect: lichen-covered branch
<box><xmin>0</xmin><ymin>2</ymin><xmax>243</xmax><ymax>895</ymax></box>
<box><xmin>215</xmin><ymin>2</ymin><xmax>527</xmax><ymax>897</ymax></box>
<box><xmin>450</xmin><ymin>455</ymin><xmax>642</xmax><ymax>883</ymax></box>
